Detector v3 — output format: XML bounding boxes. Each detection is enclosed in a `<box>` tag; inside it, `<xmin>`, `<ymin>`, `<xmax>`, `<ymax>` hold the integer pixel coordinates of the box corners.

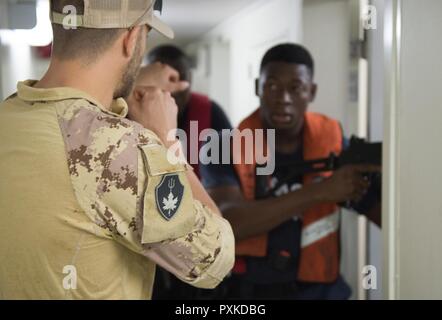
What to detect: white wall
<box><xmin>0</xmin><ymin>0</ymin><xmax>51</xmax><ymax>99</ymax></box>
<box><xmin>0</xmin><ymin>39</ymin><xmax>49</xmax><ymax>100</ymax></box>
<box><xmin>0</xmin><ymin>41</ymin><xmax>34</xmax><ymax>99</ymax></box>
<box><xmin>303</xmin><ymin>0</ymin><xmax>351</xmax><ymax>131</ymax></box>
<box><xmin>186</xmin><ymin>0</ymin><xmax>303</xmax><ymax>126</ymax></box>
<box><xmin>187</xmin><ymin>40</ymin><xmax>232</xmax><ymax>111</ymax></box>
<box><xmin>384</xmin><ymin>0</ymin><xmax>442</xmax><ymax>299</ymax></box>
<box><xmin>303</xmin><ymin>0</ymin><xmax>363</xmax><ymax>300</ymax></box>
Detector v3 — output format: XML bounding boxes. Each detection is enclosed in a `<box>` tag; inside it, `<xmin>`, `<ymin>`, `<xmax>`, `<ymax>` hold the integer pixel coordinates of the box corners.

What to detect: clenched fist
<box><xmin>127</xmin><ymin>86</ymin><xmax>178</xmax><ymax>146</ymax></box>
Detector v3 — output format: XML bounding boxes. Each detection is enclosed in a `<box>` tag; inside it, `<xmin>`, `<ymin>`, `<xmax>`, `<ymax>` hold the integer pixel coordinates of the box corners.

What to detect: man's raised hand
<box><xmin>137</xmin><ymin>62</ymin><xmax>190</xmax><ymax>93</ymax></box>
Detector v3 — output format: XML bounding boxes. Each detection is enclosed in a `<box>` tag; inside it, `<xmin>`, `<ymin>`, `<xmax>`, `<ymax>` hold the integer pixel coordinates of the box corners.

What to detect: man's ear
<box><xmin>255</xmin><ymin>78</ymin><xmax>260</xmax><ymax>97</ymax></box>
<box><xmin>122</xmin><ymin>26</ymin><xmax>142</xmax><ymax>59</ymax></box>
<box><xmin>310</xmin><ymin>83</ymin><xmax>318</xmax><ymax>103</ymax></box>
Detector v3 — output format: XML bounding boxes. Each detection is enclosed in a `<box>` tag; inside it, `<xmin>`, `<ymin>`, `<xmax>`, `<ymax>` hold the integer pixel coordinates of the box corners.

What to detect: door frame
<box><xmin>382</xmin><ymin>0</ymin><xmax>402</xmax><ymax>300</ymax></box>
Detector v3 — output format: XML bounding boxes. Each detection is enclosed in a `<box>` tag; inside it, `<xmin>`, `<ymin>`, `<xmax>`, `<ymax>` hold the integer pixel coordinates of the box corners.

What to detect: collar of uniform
<box><xmin>17</xmin><ymin>80</ymin><xmax>129</xmax><ymax>118</ymax></box>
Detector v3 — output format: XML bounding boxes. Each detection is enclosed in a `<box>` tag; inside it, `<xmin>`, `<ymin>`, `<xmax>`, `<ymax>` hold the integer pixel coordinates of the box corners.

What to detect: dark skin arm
<box><xmin>209</xmin><ymin>183</ymin><xmax>326</xmax><ymax>241</ymax></box>
<box><xmin>208</xmin><ymin>165</ymin><xmax>380</xmax><ymax>241</ymax></box>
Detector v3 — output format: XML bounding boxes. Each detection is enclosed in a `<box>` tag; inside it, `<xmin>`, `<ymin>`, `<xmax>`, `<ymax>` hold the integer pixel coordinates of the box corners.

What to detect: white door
<box><xmin>303</xmin><ymin>0</ymin><xmax>371</xmax><ymax>300</ymax></box>
<box><xmin>383</xmin><ymin>0</ymin><xmax>442</xmax><ymax>299</ymax></box>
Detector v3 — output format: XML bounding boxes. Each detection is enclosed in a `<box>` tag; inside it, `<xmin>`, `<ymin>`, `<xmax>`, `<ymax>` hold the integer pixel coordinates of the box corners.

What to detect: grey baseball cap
<box><xmin>49</xmin><ymin>0</ymin><xmax>174</xmax><ymax>39</ymax></box>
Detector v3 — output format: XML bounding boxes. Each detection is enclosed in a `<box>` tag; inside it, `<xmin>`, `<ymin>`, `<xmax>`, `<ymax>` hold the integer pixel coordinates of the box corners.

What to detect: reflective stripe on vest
<box><xmin>301</xmin><ymin>210</ymin><xmax>340</xmax><ymax>248</ymax></box>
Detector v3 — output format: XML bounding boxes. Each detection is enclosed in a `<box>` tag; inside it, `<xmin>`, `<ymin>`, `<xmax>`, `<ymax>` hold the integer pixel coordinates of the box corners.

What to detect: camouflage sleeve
<box><xmin>55</xmin><ymin>101</ymin><xmax>234</xmax><ymax>289</ymax></box>
<box><xmin>143</xmin><ymin>202</ymin><xmax>234</xmax><ymax>289</ymax></box>
<box><xmin>136</xmin><ymin>144</ymin><xmax>235</xmax><ymax>289</ymax></box>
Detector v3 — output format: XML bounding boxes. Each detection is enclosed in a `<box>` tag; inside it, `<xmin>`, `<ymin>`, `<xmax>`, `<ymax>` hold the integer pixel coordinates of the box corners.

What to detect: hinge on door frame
<box><xmin>350</xmin><ymin>36</ymin><xmax>368</xmax><ymax>60</ymax></box>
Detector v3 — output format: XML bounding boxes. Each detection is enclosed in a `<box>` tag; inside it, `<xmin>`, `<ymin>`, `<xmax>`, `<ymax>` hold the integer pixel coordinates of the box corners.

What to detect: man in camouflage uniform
<box><xmin>0</xmin><ymin>0</ymin><xmax>234</xmax><ymax>300</ymax></box>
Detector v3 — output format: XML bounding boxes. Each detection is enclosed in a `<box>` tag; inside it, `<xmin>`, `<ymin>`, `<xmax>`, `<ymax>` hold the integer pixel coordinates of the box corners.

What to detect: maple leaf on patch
<box><xmin>162</xmin><ymin>192</ymin><xmax>178</xmax><ymax>213</ymax></box>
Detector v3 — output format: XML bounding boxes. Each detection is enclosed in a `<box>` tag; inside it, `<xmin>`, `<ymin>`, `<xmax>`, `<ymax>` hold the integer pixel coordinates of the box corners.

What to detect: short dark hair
<box><xmin>51</xmin><ymin>0</ymin><xmax>124</xmax><ymax>62</ymax></box>
<box><xmin>260</xmin><ymin>43</ymin><xmax>315</xmax><ymax>77</ymax></box>
<box><xmin>147</xmin><ymin>45</ymin><xmax>191</xmax><ymax>80</ymax></box>
<box><xmin>147</xmin><ymin>45</ymin><xmax>190</xmax><ymax>66</ymax></box>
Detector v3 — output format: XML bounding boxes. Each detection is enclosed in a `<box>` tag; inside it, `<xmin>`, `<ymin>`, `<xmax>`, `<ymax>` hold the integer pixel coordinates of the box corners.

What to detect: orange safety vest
<box><xmin>232</xmin><ymin>108</ymin><xmax>343</xmax><ymax>283</ymax></box>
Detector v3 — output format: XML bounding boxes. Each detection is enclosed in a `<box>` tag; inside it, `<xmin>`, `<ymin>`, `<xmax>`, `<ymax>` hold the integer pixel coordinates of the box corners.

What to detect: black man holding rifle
<box><xmin>200</xmin><ymin>43</ymin><xmax>381</xmax><ymax>300</ymax></box>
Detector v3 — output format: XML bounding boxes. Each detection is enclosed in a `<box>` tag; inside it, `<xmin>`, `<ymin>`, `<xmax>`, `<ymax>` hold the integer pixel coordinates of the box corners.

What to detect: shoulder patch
<box><xmin>138</xmin><ymin>144</ymin><xmax>195</xmax><ymax>244</ymax></box>
<box><xmin>155</xmin><ymin>174</ymin><xmax>184</xmax><ymax>221</ymax></box>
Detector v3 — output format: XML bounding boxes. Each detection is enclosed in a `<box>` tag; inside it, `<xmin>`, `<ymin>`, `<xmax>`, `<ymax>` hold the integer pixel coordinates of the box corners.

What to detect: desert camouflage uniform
<box><xmin>0</xmin><ymin>80</ymin><xmax>234</xmax><ymax>300</ymax></box>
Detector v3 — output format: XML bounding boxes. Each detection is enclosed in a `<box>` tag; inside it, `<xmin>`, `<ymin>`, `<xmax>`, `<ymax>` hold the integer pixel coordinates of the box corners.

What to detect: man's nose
<box><xmin>278</xmin><ymin>89</ymin><xmax>293</xmax><ymax>104</ymax></box>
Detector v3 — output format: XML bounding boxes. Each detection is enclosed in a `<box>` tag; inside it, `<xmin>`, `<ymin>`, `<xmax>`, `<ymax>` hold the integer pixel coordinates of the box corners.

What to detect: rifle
<box><xmin>256</xmin><ymin>136</ymin><xmax>382</xmax><ymax>212</ymax></box>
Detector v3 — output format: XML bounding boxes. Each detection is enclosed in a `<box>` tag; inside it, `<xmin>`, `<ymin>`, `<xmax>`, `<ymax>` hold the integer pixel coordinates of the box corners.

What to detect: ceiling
<box><xmin>0</xmin><ymin>0</ymin><xmax>261</xmax><ymax>48</ymax></box>
<box><xmin>148</xmin><ymin>0</ymin><xmax>260</xmax><ymax>47</ymax></box>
